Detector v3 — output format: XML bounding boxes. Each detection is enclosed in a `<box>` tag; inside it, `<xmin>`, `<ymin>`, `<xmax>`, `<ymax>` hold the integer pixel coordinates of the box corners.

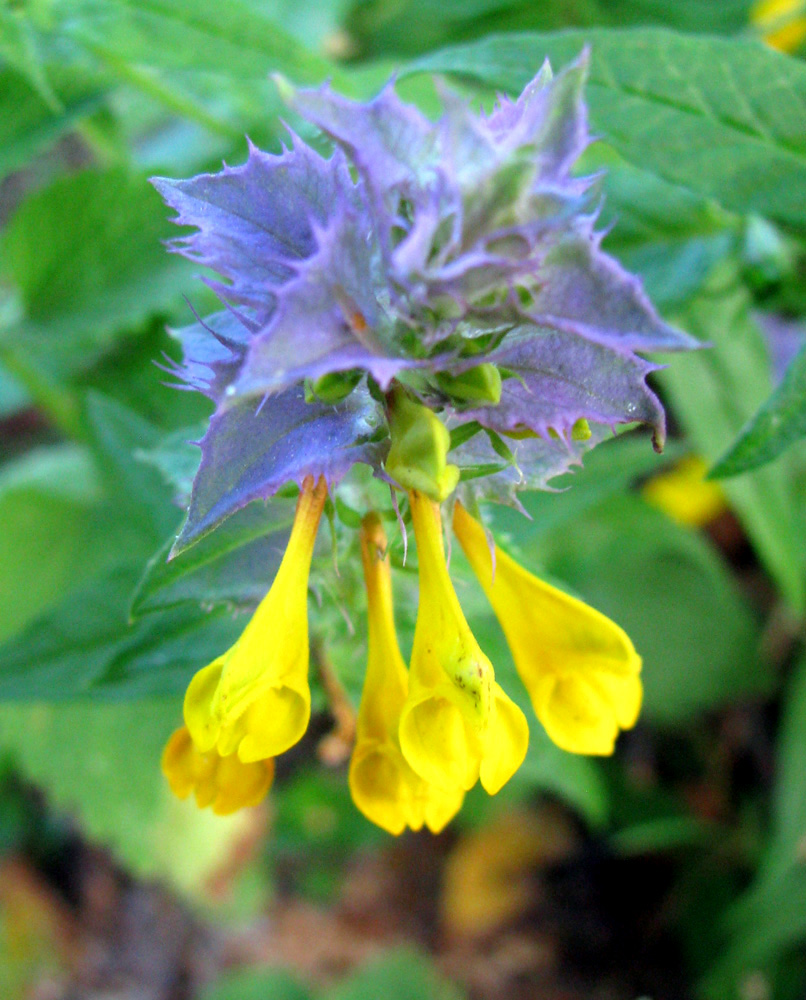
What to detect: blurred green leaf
<box><xmin>84</xmin><ymin>391</ymin><xmax>180</xmax><ymax>545</ymax></box>
<box><xmin>659</xmin><ymin>261</ymin><xmax>806</xmax><ymax>611</ymax></box>
<box><xmin>0</xmin><ymin>7</ymin><xmax>59</xmax><ymax>107</ymax></box>
<box><xmin>1</xmin><ymin>168</ymin><xmax>192</xmax><ymax>379</ymax></box>
<box><xmin>0</xmin><ymin>66</ymin><xmax>106</xmax><ymax>182</ymax></box>
<box><xmin>327</xmin><ymin>950</ymin><xmax>466</xmax><ymax>1000</ymax></box>
<box><xmin>0</xmin><ymin>699</ymin><xmax>255</xmax><ymax>892</ymax></box>
<box><xmin>202</xmin><ymin>968</ymin><xmax>314</xmax><ymax>1000</ymax></box>
<box><xmin>0</xmin><ymin>395</ymin><xmax>243</xmax><ymax>700</ymax></box>
<box><xmin>533</xmin><ymin>494</ymin><xmax>767</xmax><ymax>723</ymax></box>
<box><xmin>597</xmin><ymin>157</ymin><xmax>737</xmax><ymax>309</ymax></box>
<box><xmin>55</xmin><ymin>0</ymin><xmax>333</xmax><ymax>82</ymax></box>
<box><xmin>406</xmin><ymin>29</ymin><xmax>806</xmax><ymax>228</ymax></box>
<box><xmin>349</xmin><ymin>0</ymin><xmax>753</xmax><ymax>58</ymax></box>
<box><xmin>711</xmin><ymin>341</ymin><xmax>806</xmax><ymax>478</ymax></box>
<box><xmin>488</xmin><ymin>431</ymin><xmax>684</xmax><ymax>546</ymax></box>
<box><xmin>0</xmin><ymin>444</ymin><xmax>100</xmax><ymax>644</ymax></box>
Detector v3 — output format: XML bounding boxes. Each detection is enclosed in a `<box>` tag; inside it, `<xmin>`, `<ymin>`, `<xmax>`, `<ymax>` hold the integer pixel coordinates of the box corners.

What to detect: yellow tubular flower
<box><xmin>752</xmin><ymin>0</ymin><xmax>806</xmax><ymax>51</ymax></box>
<box><xmin>452</xmin><ymin>502</ymin><xmax>642</xmax><ymax>756</ymax></box>
<box><xmin>399</xmin><ymin>491</ymin><xmax>529</xmax><ymax>794</ymax></box>
<box><xmin>184</xmin><ymin>475</ymin><xmax>328</xmax><ymax>762</ymax></box>
<box><xmin>161</xmin><ymin>725</ymin><xmax>274</xmax><ymax>816</ymax></box>
<box><xmin>642</xmin><ymin>455</ymin><xmax>727</xmax><ymax>527</ymax></box>
<box><xmin>349</xmin><ymin>513</ymin><xmax>464</xmax><ymax>835</ymax></box>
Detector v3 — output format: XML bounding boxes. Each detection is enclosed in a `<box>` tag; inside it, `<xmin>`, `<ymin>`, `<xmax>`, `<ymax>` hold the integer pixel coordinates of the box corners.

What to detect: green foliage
<box><xmin>407</xmin><ymin>29</ymin><xmax>806</xmax><ymax>228</ymax></box>
<box><xmin>1</xmin><ymin>168</ymin><xmax>192</xmax><ymax>379</ymax></box>
<box><xmin>659</xmin><ymin>262</ymin><xmax>806</xmax><ymax>612</ymax></box>
<box><xmin>202</xmin><ymin>950</ymin><xmax>465</xmax><ymax>1000</ymax></box>
<box><xmin>0</xmin><ymin>699</ymin><xmax>254</xmax><ymax>892</ymax></box>
<box><xmin>711</xmin><ymin>341</ymin><xmax>806</xmax><ymax>478</ymax></box>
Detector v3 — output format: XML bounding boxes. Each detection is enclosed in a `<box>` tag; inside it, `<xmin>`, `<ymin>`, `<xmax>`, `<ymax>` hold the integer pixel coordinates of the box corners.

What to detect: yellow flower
<box><xmin>642</xmin><ymin>455</ymin><xmax>727</xmax><ymax>527</ymax></box>
<box><xmin>161</xmin><ymin>725</ymin><xmax>274</xmax><ymax>815</ymax></box>
<box><xmin>349</xmin><ymin>513</ymin><xmax>464</xmax><ymax>834</ymax></box>
<box><xmin>452</xmin><ymin>502</ymin><xmax>642</xmax><ymax>756</ymax></box>
<box><xmin>752</xmin><ymin>0</ymin><xmax>806</xmax><ymax>52</ymax></box>
<box><xmin>183</xmin><ymin>475</ymin><xmax>327</xmax><ymax>762</ymax></box>
<box><xmin>398</xmin><ymin>491</ymin><xmax>529</xmax><ymax>794</ymax></box>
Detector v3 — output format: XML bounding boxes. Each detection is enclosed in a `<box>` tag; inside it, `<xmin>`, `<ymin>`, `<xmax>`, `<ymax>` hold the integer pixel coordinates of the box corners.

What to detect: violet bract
<box><xmin>152</xmin><ymin>53</ymin><xmax>694</xmax><ymax>829</ymax></box>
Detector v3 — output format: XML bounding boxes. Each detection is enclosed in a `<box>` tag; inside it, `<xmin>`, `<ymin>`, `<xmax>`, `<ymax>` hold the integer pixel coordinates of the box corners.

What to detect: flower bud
<box><xmin>305</xmin><ymin>370</ymin><xmax>362</xmax><ymax>405</ymax></box>
<box><xmin>385</xmin><ymin>390</ymin><xmax>459</xmax><ymax>502</ymax></box>
<box><xmin>435</xmin><ymin>364</ymin><xmax>502</xmax><ymax>406</ymax></box>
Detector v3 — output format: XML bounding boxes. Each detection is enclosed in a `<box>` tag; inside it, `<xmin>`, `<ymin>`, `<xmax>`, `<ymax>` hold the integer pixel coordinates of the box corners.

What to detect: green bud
<box><xmin>306</xmin><ymin>370</ymin><xmax>362</xmax><ymax>405</ymax></box>
<box><xmin>434</xmin><ymin>364</ymin><xmax>502</xmax><ymax>406</ymax></box>
<box><xmin>571</xmin><ymin>417</ymin><xmax>592</xmax><ymax>441</ymax></box>
<box><xmin>547</xmin><ymin>417</ymin><xmax>592</xmax><ymax>442</ymax></box>
<box><xmin>385</xmin><ymin>389</ymin><xmax>459</xmax><ymax>502</ymax></box>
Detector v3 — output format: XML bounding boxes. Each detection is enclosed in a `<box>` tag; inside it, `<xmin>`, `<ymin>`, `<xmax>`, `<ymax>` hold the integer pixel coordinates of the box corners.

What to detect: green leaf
<box><xmin>0</xmin><ymin>699</ymin><xmax>255</xmax><ymax>893</ymax></box>
<box><xmin>658</xmin><ymin>261</ymin><xmax>806</xmax><ymax>611</ymax></box>
<box><xmin>327</xmin><ymin>950</ymin><xmax>466</xmax><ymax>1000</ymax></box>
<box><xmin>0</xmin><ymin>7</ymin><xmax>59</xmax><ymax>108</ymax></box>
<box><xmin>0</xmin><ymin>563</ymin><xmax>243</xmax><ymax>700</ymax></box>
<box><xmin>1</xmin><ymin>168</ymin><xmax>192</xmax><ymax>378</ymax></box>
<box><xmin>0</xmin><ymin>444</ymin><xmax>101</xmax><ymax>644</ymax></box>
<box><xmin>202</xmin><ymin>968</ymin><xmax>314</xmax><ymax>1000</ymax></box>
<box><xmin>55</xmin><ymin>0</ymin><xmax>333</xmax><ymax>82</ymax></box>
<box><xmin>84</xmin><ymin>391</ymin><xmax>181</xmax><ymax>547</ymax></box>
<box><xmin>0</xmin><ymin>67</ymin><xmax>106</xmax><ymax>182</ymax></box>
<box><xmin>596</xmin><ymin>156</ymin><xmax>738</xmax><ymax>309</ymax></box>
<box><xmin>488</xmin><ymin>431</ymin><xmax>685</xmax><ymax>546</ymax></box>
<box><xmin>711</xmin><ymin>341</ymin><xmax>806</xmax><ymax>478</ymax></box>
<box><xmin>532</xmin><ymin>494</ymin><xmax>767</xmax><ymax>723</ymax></box>
<box><xmin>131</xmin><ymin>499</ymin><xmax>294</xmax><ymax>616</ymax></box>
<box><xmin>405</xmin><ymin>29</ymin><xmax>806</xmax><ymax>228</ymax></box>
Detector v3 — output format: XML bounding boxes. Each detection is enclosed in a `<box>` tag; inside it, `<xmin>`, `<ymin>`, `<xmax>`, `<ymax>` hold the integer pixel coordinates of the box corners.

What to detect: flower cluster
<box><xmin>155</xmin><ymin>54</ymin><xmax>691</xmax><ymax>830</ymax></box>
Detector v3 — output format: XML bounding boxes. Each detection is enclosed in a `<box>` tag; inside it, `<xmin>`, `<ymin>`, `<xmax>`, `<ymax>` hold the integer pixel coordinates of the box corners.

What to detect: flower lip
<box><xmin>161</xmin><ymin>725</ymin><xmax>274</xmax><ymax>816</ymax></box>
<box><xmin>452</xmin><ymin>500</ymin><xmax>642</xmax><ymax>756</ymax></box>
<box><xmin>398</xmin><ymin>490</ymin><xmax>528</xmax><ymax>794</ymax></box>
<box><xmin>183</xmin><ymin>475</ymin><xmax>328</xmax><ymax>762</ymax></box>
<box><xmin>349</xmin><ymin>511</ymin><xmax>465</xmax><ymax>834</ymax></box>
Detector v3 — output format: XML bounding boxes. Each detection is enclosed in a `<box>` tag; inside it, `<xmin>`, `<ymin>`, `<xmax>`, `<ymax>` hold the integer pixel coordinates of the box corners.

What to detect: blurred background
<box><xmin>1</xmin><ymin>1</ymin><xmax>806</xmax><ymax>998</ymax></box>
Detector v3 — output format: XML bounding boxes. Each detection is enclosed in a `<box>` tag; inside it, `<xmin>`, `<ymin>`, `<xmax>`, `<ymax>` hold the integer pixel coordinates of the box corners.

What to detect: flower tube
<box><xmin>399</xmin><ymin>491</ymin><xmax>529</xmax><ymax>794</ymax></box>
<box><xmin>349</xmin><ymin>513</ymin><xmax>464</xmax><ymax>834</ymax></box>
<box><xmin>184</xmin><ymin>475</ymin><xmax>327</xmax><ymax>762</ymax></box>
<box><xmin>452</xmin><ymin>502</ymin><xmax>642</xmax><ymax>756</ymax></box>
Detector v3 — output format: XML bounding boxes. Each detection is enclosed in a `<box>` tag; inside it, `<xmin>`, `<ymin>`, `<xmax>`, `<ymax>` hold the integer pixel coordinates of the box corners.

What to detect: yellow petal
<box><xmin>183</xmin><ymin>476</ymin><xmax>326</xmax><ymax>761</ymax></box>
<box><xmin>642</xmin><ymin>455</ymin><xmax>726</xmax><ymax>527</ymax></box>
<box><xmin>350</xmin><ymin>513</ymin><xmax>465</xmax><ymax>834</ymax></box>
<box><xmin>399</xmin><ymin>491</ymin><xmax>528</xmax><ymax>792</ymax></box>
<box><xmin>453</xmin><ymin>501</ymin><xmax>642</xmax><ymax>756</ymax></box>
<box><xmin>161</xmin><ymin>726</ymin><xmax>274</xmax><ymax>815</ymax></box>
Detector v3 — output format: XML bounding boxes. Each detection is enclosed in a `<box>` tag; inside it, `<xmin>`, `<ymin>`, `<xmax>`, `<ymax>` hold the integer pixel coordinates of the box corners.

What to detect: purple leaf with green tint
<box><xmin>463</xmin><ymin>325</ymin><xmax>665</xmax><ymax>448</ymax></box>
<box><xmin>174</xmin><ymin>383</ymin><xmax>384</xmax><ymax>554</ymax></box>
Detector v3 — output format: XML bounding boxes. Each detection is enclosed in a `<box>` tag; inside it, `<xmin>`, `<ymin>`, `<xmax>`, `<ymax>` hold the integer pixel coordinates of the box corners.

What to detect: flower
<box><xmin>153</xmin><ymin>56</ymin><xmax>696</xmax><ymax>831</ymax></box>
<box><xmin>161</xmin><ymin>726</ymin><xmax>274</xmax><ymax>816</ymax></box>
<box><xmin>349</xmin><ymin>513</ymin><xmax>464</xmax><ymax>834</ymax></box>
<box><xmin>183</xmin><ymin>475</ymin><xmax>327</xmax><ymax>762</ymax></box>
<box><xmin>642</xmin><ymin>455</ymin><xmax>727</xmax><ymax>527</ymax></box>
<box><xmin>452</xmin><ymin>501</ymin><xmax>642</xmax><ymax>755</ymax></box>
<box><xmin>751</xmin><ymin>0</ymin><xmax>806</xmax><ymax>51</ymax></box>
<box><xmin>153</xmin><ymin>54</ymin><xmax>694</xmax><ymax>554</ymax></box>
<box><xmin>399</xmin><ymin>491</ymin><xmax>529</xmax><ymax>792</ymax></box>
